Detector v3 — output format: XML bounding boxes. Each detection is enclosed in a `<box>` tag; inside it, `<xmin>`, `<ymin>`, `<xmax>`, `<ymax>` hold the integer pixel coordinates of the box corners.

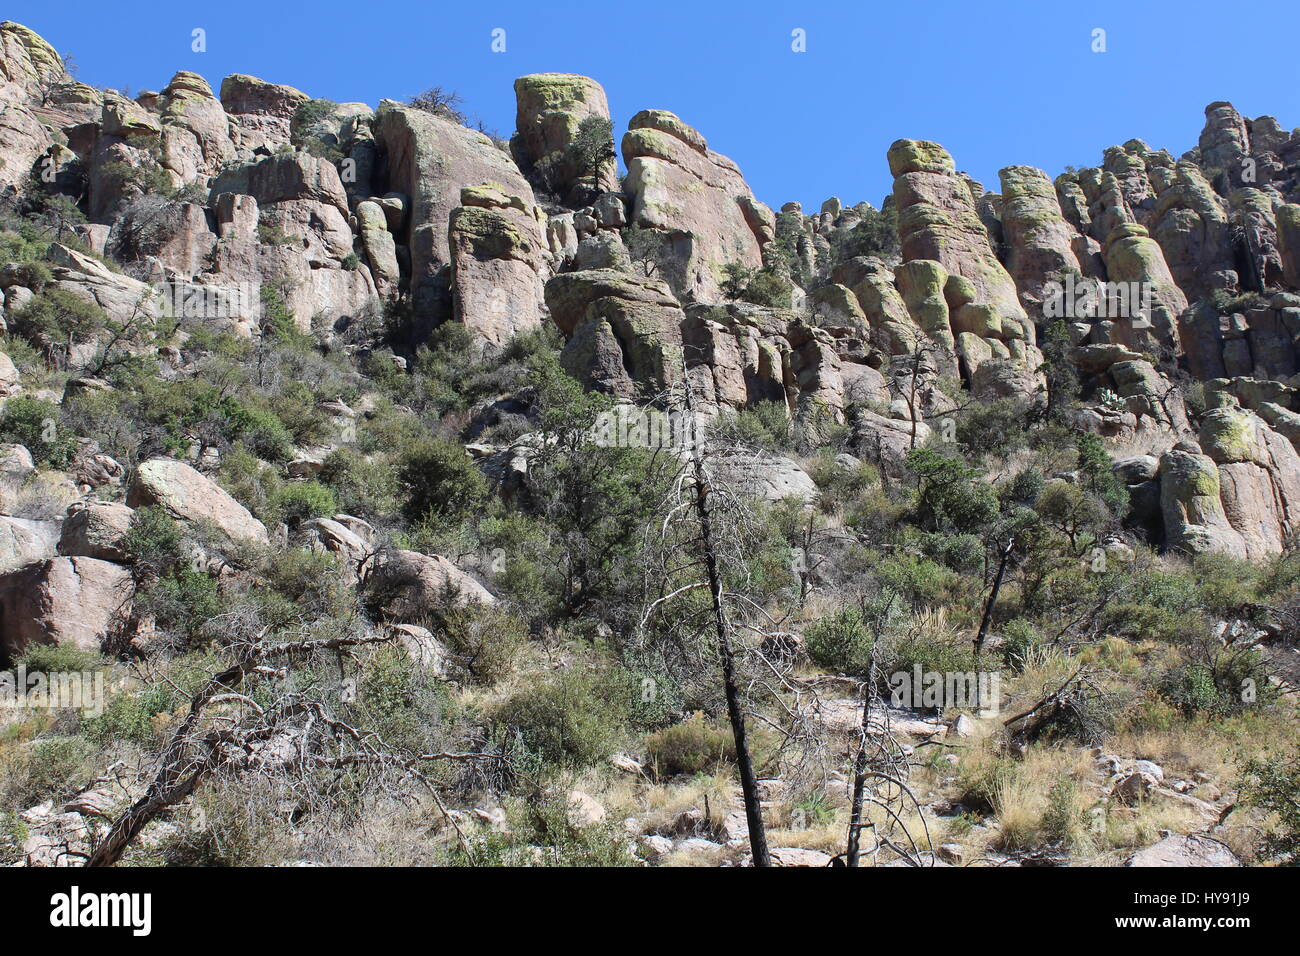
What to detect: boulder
<box><xmin>127</xmin><ymin>457</ymin><xmax>269</xmax><ymax>545</ymax></box>
<box><xmin>374</xmin><ymin>101</ymin><xmax>537</xmax><ymax>330</ymax></box>
<box><xmin>512</xmin><ymin>73</ymin><xmax>617</xmax><ymax>200</ymax></box>
<box><xmin>363</xmin><ymin>548</ymin><xmax>494</xmax><ymax>621</ymax></box>
<box><xmin>999</xmin><ymin>165</ymin><xmax>1079</xmax><ymax>300</ymax></box>
<box><xmin>0</xmin><ymin>556</ymin><xmax>132</xmax><ymax>663</ymax></box>
<box><xmin>57</xmin><ymin>502</ymin><xmax>133</xmax><ymax>562</ymax></box>
<box><xmin>622</xmin><ymin>109</ymin><xmax>771</xmax><ymax>302</ymax></box>
<box><xmin>708</xmin><ymin>451</ymin><xmax>817</xmax><ymax>504</ymax></box>
<box><xmin>448</xmin><ymin>185</ymin><xmax>547</xmax><ymax>346</ymax></box>
<box><xmin>1125</xmin><ymin>834</ymin><xmax>1239</xmax><ymax>867</ymax></box>
<box><xmin>0</xmin><ymin>513</ymin><xmax>60</xmax><ymax>572</ymax></box>
<box><xmin>219</xmin><ymin>73</ymin><xmax>309</xmax><ymax>154</ymax></box>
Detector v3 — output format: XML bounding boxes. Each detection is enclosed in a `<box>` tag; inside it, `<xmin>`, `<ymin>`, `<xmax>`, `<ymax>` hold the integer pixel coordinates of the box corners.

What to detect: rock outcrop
<box><xmin>622</xmin><ymin>109</ymin><xmax>772</xmax><ymax>303</ymax></box>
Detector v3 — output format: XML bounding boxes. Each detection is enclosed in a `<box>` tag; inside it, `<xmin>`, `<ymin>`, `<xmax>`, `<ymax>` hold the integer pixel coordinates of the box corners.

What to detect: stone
<box><xmin>448</xmin><ymin>186</ymin><xmax>547</xmax><ymax>346</ymax></box>
<box><xmin>512</xmin><ymin>74</ymin><xmax>617</xmax><ymax>200</ymax></box>
<box><xmin>0</xmin><ymin>514</ymin><xmax>60</xmax><ymax>572</ymax></box>
<box><xmin>57</xmin><ymin>502</ymin><xmax>133</xmax><ymax>562</ymax></box>
<box><xmin>766</xmin><ymin>847</ymin><xmax>832</xmax><ymax>867</ymax></box>
<box><xmin>566</xmin><ymin>790</ymin><xmax>607</xmax><ymax>828</ymax></box>
<box><xmin>622</xmin><ymin>110</ymin><xmax>771</xmax><ymax>302</ymax></box>
<box><xmin>709</xmin><ymin>451</ymin><xmax>818</xmax><ymax>504</ymax></box>
<box><xmin>999</xmin><ymin>165</ymin><xmax>1079</xmax><ymax>300</ymax></box>
<box><xmin>0</xmin><ymin>556</ymin><xmax>133</xmax><ymax>663</ymax></box>
<box><xmin>363</xmin><ymin>548</ymin><xmax>495</xmax><ymax>622</ymax></box>
<box><xmin>1125</xmin><ymin>834</ymin><xmax>1239</xmax><ymax>867</ymax></box>
<box><xmin>127</xmin><ymin>457</ymin><xmax>269</xmax><ymax>546</ymax></box>
<box><xmin>374</xmin><ymin>101</ymin><xmax>537</xmax><ymax>331</ymax></box>
<box><xmin>890</xmin><ymin>139</ymin><xmax>1028</xmax><ymax>337</ymax></box>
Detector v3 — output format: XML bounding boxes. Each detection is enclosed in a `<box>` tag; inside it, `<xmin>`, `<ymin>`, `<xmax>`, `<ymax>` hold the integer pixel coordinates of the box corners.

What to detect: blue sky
<box><xmin>10</xmin><ymin>0</ymin><xmax>1300</xmax><ymax>211</ymax></box>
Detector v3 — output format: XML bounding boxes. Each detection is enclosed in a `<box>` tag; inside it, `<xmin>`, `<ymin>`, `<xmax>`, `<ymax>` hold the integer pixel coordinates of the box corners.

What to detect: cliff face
<box><xmin>4</xmin><ymin>20</ymin><xmax>1300</xmax><ymax>563</ymax></box>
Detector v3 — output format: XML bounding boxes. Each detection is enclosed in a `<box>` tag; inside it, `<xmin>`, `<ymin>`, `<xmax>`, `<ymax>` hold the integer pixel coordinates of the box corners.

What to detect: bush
<box><xmin>136</xmin><ymin>567</ymin><xmax>221</xmax><ymax>638</ymax></box>
<box><xmin>645</xmin><ymin>713</ymin><xmax>736</xmax><ymax>778</ymax></box>
<box><xmin>1240</xmin><ymin>753</ymin><xmax>1300</xmax><ymax>864</ymax></box>
<box><xmin>121</xmin><ymin>505</ymin><xmax>185</xmax><ymax>573</ymax></box>
<box><xmin>1</xmin><ymin>737</ymin><xmax>94</xmax><ymax>807</ymax></box>
<box><xmin>270</xmin><ymin>481</ymin><xmax>337</xmax><ymax>526</ymax></box>
<box><xmin>441</xmin><ymin>605</ymin><xmax>527</xmax><ymax>685</ymax></box>
<box><xmin>84</xmin><ymin>686</ymin><xmax>173</xmax><ymax>746</ymax></box>
<box><xmin>220</xmin><ymin>398</ymin><xmax>295</xmax><ymax>462</ymax></box>
<box><xmin>804</xmin><ymin>606</ymin><xmax>874</xmax><ymax>674</ymax></box>
<box><xmin>397</xmin><ymin>438</ymin><xmax>488</xmax><ymax>524</ymax></box>
<box><xmin>0</xmin><ymin>395</ymin><xmax>76</xmax><ymax>467</ymax></box>
<box><xmin>496</xmin><ymin>668</ymin><xmax>630</xmax><ymax>768</ymax></box>
<box><xmin>448</xmin><ymin>792</ymin><xmax>636</xmax><ymax>867</ymax></box>
<box><xmin>10</xmin><ymin>287</ymin><xmax>107</xmax><ymax>346</ymax></box>
<box><xmin>358</xmin><ymin>645</ymin><xmax>450</xmax><ymax>752</ymax></box>
<box><xmin>15</xmin><ymin>644</ymin><xmax>103</xmax><ymax>674</ymax></box>
<box><xmin>318</xmin><ymin>448</ymin><xmax>401</xmax><ymax>519</ymax></box>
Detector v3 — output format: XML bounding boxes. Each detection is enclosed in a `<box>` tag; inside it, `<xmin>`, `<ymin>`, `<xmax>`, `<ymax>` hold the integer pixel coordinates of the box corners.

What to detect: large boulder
<box><xmin>1102</xmin><ymin>223</ymin><xmax>1187</xmax><ymax>351</ymax></box>
<box><xmin>622</xmin><ymin>109</ymin><xmax>771</xmax><ymax>302</ymax></box>
<box><xmin>889</xmin><ymin>140</ymin><xmax>1029</xmax><ymax>338</ymax></box>
<box><xmin>708</xmin><ymin>451</ymin><xmax>817</xmax><ymax>504</ymax></box>
<box><xmin>1158</xmin><ymin>443</ymin><xmax>1246</xmax><ymax>559</ymax></box>
<box><xmin>157</xmin><ymin>70</ymin><xmax>236</xmax><ymax>183</ymax></box>
<box><xmin>126</xmin><ymin>457</ymin><xmax>268</xmax><ymax>545</ymax></box>
<box><xmin>448</xmin><ymin>185</ymin><xmax>547</xmax><ymax>346</ymax></box>
<box><xmin>512</xmin><ymin>73</ymin><xmax>617</xmax><ymax>200</ymax></box>
<box><xmin>0</xmin><ymin>513</ymin><xmax>60</xmax><ymax>572</ymax></box>
<box><xmin>1198</xmin><ymin>407</ymin><xmax>1300</xmax><ymax>559</ymax></box>
<box><xmin>546</xmin><ymin>268</ymin><xmax>685</xmax><ymax>399</ymax></box>
<box><xmin>1126</xmin><ymin>833</ymin><xmax>1239</xmax><ymax>867</ymax></box>
<box><xmin>374</xmin><ymin>101</ymin><xmax>538</xmax><ymax>331</ymax></box>
<box><xmin>0</xmin><ymin>556</ymin><xmax>132</xmax><ymax>664</ymax></box>
<box><xmin>0</xmin><ymin>21</ymin><xmax>67</xmax><ymax>109</ymax></box>
<box><xmin>219</xmin><ymin>73</ymin><xmax>309</xmax><ymax>155</ymax></box>
<box><xmin>999</xmin><ymin>165</ymin><xmax>1079</xmax><ymax>301</ymax></box>
<box><xmin>363</xmin><ymin>549</ymin><xmax>494</xmax><ymax>621</ymax></box>
<box><xmin>57</xmin><ymin>501</ymin><xmax>133</xmax><ymax>562</ymax></box>
<box><xmin>0</xmin><ymin>101</ymin><xmax>51</xmax><ymax>189</ymax></box>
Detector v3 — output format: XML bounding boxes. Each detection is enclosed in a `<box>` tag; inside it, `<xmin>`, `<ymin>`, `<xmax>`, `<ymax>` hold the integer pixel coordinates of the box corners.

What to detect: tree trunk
<box><xmin>684</xmin><ymin>381</ymin><xmax>770</xmax><ymax>867</ymax></box>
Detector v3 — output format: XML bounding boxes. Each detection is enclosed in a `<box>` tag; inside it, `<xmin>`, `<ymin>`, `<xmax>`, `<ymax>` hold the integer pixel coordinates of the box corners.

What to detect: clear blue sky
<box><xmin>11</xmin><ymin>0</ymin><xmax>1300</xmax><ymax>211</ymax></box>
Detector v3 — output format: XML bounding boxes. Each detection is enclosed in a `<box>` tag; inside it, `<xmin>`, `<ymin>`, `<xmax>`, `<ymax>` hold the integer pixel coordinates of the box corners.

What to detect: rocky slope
<box><xmin>0</xmin><ymin>20</ymin><xmax>1298</xmax><ymax>868</ymax></box>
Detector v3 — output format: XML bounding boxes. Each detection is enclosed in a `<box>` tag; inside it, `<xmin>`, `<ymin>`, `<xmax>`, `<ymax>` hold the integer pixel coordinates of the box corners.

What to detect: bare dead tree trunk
<box><xmin>845</xmin><ymin>645</ymin><xmax>878</xmax><ymax>867</ymax></box>
<box><xmin>684</xmin><ymin>376</ymin><xmax>770</xmax><ymax>867</ymax></box>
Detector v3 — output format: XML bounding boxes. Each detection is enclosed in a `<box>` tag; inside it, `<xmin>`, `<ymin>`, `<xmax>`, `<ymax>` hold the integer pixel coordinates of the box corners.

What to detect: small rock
<box><xmin>566</xmin><ymin>790</ymin><xmax>606</xmax><ymax>828</ymax></box>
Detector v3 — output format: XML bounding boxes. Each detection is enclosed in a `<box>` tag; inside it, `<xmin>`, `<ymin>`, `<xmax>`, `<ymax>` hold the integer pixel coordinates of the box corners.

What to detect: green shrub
<box><xmin>496</xmin><ymin>668</ymin><xmax>630</xmax><ymax>768</ymax></box>
<box><xmin>15</xmin><ymin>644</ymin><xmax>103</xmax><ymax>674</ymax></box>
<box><xmin>397</xmin><ymin>438</ymin><xmax>489</xmax><ymax>524</ymax></box>
<box><xmin>10</xmin><ymin>287</ymin><xmax>108</xmax><ymax>345</ymax></box>
<box><xmin>644</xmin><ymin>713</ymin><xmax>736</xmax><ymax>777</ymax></box>
<box><xmin>270</xmin><ymin>481</ymin><xmax>337</xmax><ymax>526</ymax></box>
<box><xmin>1</xmin><ymin>736</ymin><xmax>94</xmax><ymax>807</ymax></box>
<box><xmin>0</xmin><ymin>395</ymin><xmax>76</xmax><ymax>467</ymax></box>
<box><xmin>448</xmin><ymin>792</ymin><xmax>636</xmax><ymax>867</ymax></box>
<box><xmin>804</xmin><ymin>606</ymin><xmax>874</xmax><ymax>674</ymax></box>
<box><xmin>136</xmin><ymin>567</ymin><xmax>221</xmax><ymax>638</ymax></box>
<box><xmin>1240</xmin><ymin>753</ymin><xmax>1300</xmax><ymax>864</ymax></box>
<box><xmin>84</xmin><ymin>686</ymin><xmax>173</xmax><ymax>746</ymax></box>
<box><xmin>441</xmin><ymin>605</ymin><xmax>528</xmax><ymax>685</ymax></box>
<box><xmin>121</xmin><ymin>505</ymin><xmax>186</xmax><ymax>573</ymax></box>
<box><xmin>220</xmin><ymin>398</ymin><xmax>295</xmax><ymax>462</ymax></box>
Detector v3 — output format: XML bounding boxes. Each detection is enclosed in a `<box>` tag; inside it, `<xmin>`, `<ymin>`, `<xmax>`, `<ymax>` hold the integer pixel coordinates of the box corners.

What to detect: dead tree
<box><xmin>636</xmin><ymin>365</ymin><xmax>772</xmax><ymax>866</ymax></box>
<box><xmin>87</xmin><ymin>629</ymin><xmax>506</xmax><ymax>867</ymax></box>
